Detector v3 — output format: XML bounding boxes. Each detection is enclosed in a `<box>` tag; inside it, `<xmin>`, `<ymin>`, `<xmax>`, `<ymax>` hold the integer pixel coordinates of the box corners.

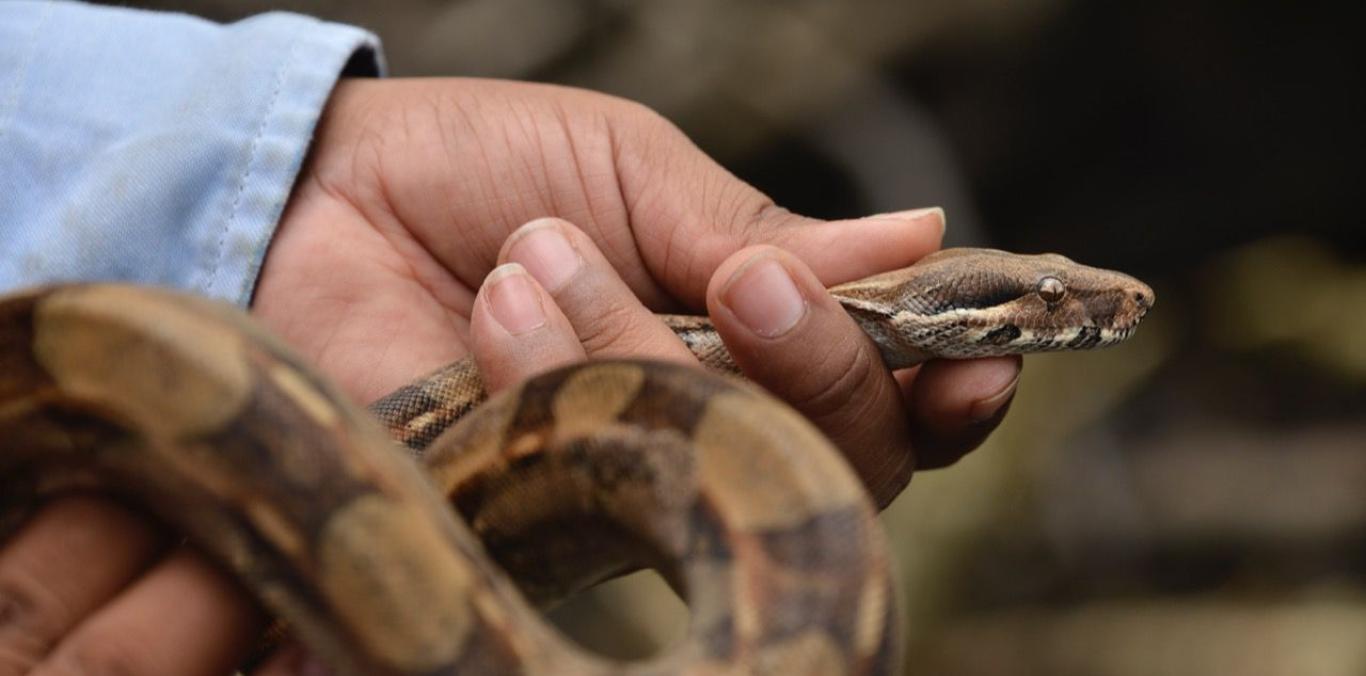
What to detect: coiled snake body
<box><xmin>0</xmin><ymin>248</ymin><xmax>1152</xmax><ymax>675</ymax></box>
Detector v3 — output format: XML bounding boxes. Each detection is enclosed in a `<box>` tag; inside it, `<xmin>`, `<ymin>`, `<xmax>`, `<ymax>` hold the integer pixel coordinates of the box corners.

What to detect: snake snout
<box><xmin>1112</xmin><ymin>280</ymin><xmax>1155</xmax><ymax>333</ymax></box>
<box><xmin>1131</xmin><ymin>281</ymin><xmax>1156</xmax><ymax>314</ymax></box>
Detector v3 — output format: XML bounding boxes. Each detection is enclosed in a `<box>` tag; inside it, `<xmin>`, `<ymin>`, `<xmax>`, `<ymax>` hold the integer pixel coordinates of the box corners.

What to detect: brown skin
<box><xmin>0</xmin><ymin>78</ymin><xmax>1018</xmax><ymax>674</ymax></box>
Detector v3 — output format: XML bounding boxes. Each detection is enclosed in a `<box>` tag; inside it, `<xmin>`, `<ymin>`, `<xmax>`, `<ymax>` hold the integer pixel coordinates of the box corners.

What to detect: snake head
<box><xmin>834</xmin><ymin>247</ymin><xmax>1155</xmax><ymax>362</ymax></box>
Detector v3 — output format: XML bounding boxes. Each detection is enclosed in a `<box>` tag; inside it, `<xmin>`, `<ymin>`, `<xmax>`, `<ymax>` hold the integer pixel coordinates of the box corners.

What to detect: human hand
<box><xmin>0</xmin><ymin>78</ymin><xmax>1019</xmax><ymax>674</ymax></box>
<box><xmin>252</xmin><ymin>77</ymin><xmax>1020</xmax><ymax>485</ymax></box>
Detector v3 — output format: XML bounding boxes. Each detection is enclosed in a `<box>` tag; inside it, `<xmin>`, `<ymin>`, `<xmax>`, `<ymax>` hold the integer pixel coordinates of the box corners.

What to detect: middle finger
<box><xmin>499</xmin><ymin>218</ymin><xmax>696</xmax><ymax>366</ymax></box>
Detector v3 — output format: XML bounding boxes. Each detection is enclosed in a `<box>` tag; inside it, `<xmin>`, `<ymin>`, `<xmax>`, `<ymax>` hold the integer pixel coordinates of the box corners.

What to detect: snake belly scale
<box><xmin>0</xmin><ymin>248</ymin><xmax>1152</xmax><ymax>675</ymax></box>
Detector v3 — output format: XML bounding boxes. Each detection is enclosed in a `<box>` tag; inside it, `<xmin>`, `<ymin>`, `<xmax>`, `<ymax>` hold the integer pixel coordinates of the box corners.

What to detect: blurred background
<box><xmin>114</xmin><ymin>1</ymin><xmax>1365</xmax><ymax>673</ymax></box>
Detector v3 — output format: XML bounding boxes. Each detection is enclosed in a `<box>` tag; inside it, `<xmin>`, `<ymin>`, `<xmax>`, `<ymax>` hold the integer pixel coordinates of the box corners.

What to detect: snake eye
<box><xmin>1036</xmin><ymin>276</ymin><xmax>1066</xmax><ymax>304</ymax></box>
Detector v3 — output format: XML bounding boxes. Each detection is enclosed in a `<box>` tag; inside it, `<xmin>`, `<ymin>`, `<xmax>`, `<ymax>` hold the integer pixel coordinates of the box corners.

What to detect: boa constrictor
<box><xmin>0</xmin><ymin>248</ymin><xmax>1152</xmax><ymax>675</ymax></box>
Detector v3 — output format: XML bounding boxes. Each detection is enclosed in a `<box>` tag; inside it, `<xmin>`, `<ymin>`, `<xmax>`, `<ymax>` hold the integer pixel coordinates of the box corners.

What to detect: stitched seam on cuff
<box><xmin>205</xmin><ymin>34</ymin><xmax>300</xmax><ymax>296</ymax></box>
<box><xmin>0</xmin><ymin>3</ymin><xmax>52</xmax><ymax>144</ymax></box>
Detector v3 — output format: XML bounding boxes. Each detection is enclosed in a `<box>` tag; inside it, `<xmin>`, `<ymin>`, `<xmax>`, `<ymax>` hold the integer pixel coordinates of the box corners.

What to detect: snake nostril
<box><xmin>1133</xmin><ymin>290</ymin><xmax>1149</xmax><ymax>308</ymax></box>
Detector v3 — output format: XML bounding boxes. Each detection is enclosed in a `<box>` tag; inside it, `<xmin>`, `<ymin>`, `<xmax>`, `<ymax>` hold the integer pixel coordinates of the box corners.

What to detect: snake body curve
<box><xmin>0</xmin><ymin>248</ymin><xmax>1152</xmax><ymax>675</ymax></box>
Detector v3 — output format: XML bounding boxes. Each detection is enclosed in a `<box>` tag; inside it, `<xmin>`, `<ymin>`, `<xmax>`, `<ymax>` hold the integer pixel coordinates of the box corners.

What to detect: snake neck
<box><xmin>834</xmin><ymin>300</ymin><xmax>935</xmax><ymax>370</ymax></box>
<box><xmin>662</xmin><ymin>309</ymin><xmax>928</xmax><ymax>373</ymax></box>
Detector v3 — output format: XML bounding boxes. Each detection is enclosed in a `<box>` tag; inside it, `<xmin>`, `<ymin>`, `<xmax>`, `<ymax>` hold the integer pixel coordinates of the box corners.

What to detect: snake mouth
<box><xmin>1116</xmin><ymin>312</ymin><xmax>1145</xmax><ymax>331</ymax></box>
<box><xmin>1105</xmin><ymin>311</ymin><xmax>1148</xmax><ymax>343</ymax></box>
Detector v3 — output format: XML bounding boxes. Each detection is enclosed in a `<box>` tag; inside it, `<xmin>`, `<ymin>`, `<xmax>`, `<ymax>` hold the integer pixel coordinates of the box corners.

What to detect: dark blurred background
<box><xmin>115</xmin><ymin>1</ymin><xmax>1366</xmax><ymax>673</ymax></box>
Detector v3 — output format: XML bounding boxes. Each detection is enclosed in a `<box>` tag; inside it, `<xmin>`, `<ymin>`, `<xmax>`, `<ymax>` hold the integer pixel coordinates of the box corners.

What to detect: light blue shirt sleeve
<box><xmin>0</xmin><ymin>1</ymin><xmax>384</xmax><ymax>306</ymax></box>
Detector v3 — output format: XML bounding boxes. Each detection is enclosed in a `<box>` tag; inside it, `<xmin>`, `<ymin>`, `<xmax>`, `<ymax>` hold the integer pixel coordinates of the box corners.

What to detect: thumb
<box><xmin>614</xmin><ymin>113</ymin><xmax>945</xmax><ymax>306</ymax></box>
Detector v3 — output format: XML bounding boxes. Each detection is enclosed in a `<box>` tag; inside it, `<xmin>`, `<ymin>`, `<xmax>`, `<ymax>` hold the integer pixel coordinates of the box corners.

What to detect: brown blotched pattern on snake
<box><xmin>0</xmin><ymin>248</ymin><xmax>1152</xmax><ymax>675</ymax></box>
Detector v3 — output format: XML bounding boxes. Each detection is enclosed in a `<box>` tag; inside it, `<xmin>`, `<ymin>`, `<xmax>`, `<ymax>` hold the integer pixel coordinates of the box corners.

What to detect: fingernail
<box><xmin>869</xmin><ymin>206</ymin><xmax>946</xmax><ymax>236</ymax></box>
<box><xmin>506</xmin><ymin>222</ymin><xmax>582</xmax><ymax>292</ymax></box>
<box><xmin>486</xmin><ymin>263</ymin><xmax>546</xmax><ymax>335</ymax></box>
<box><xmin>968</xmin><ymin>368</ymin><xmax>1021</xmax><ymax>423</ymax></box>
<box><xmin>722</xmin><ymin>257</ymin><xmax>806</xmax><ymax>338</ymax></box>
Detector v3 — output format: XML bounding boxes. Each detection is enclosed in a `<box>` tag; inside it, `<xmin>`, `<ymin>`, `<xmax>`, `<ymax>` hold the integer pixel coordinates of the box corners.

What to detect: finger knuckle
<box><xmin>602</xmin><ymin>93</ymin><xmax>673</xmax><ymax>132</ymax></box>
<box><xmin>574</xmin><ymin>301</ymin><xmax>655</xmax><ymax>357</ymax></box>
<box><xmin>710</xmin><ymin>182</ymin><xmax>774</xmax><ymax>239</ymax></box>
<box><xmin>786</xmin><ymin>343</ymin><xmax>882</xmax><ymax>424</ymax></box>
<box><xmin>41</xmin><ymin>634</ymin><xmax>153</xmax><ymax>676</ymax></box>
<box><xmin>0</xmin><ymin>569</ymin><xmax>71</xmax><ymax>668</ymax></box>
<box><xmin>594</xmin><ymin>92</ymin><xmax>675</xmax><ymax>155</ymax></box>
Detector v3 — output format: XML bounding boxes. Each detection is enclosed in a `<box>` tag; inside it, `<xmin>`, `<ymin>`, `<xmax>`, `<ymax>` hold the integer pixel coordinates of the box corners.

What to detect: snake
<box><xmin>0</xmin><ymin>247</ymin><xmax>1152</xmax><ymax>675</ymax></box>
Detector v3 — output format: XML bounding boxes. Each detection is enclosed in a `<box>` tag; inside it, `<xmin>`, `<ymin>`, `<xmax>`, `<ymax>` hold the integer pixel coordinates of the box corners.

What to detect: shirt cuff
<box><xmin>0</xmin><ymin>3</ymin><xmax>385</xmax><ymax>306</ymax></box>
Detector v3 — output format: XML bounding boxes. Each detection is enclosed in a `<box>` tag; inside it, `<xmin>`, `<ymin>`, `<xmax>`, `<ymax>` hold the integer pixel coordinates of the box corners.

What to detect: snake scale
<box><xmin>0</xmin><ymin>247</ymin><xmax>1151</xmax><ymax>675</ymax></box>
